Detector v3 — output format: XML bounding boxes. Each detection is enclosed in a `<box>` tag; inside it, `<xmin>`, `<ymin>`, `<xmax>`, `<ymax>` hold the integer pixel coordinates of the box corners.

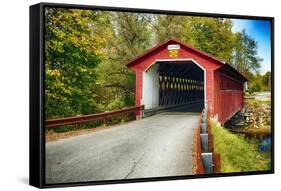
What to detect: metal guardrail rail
<box><xmin>45</xmin><ymin>105</ymin><xmax>144</xmax><ymax>129</ymax></box>
<box><xmin>194</xmin><ymin>104</ymin><xmax>221</xmax><ymax>174</ymax></box>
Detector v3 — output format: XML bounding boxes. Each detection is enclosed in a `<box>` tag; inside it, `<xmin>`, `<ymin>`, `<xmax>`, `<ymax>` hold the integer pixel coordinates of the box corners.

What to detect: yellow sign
<box><xmin>167</xmin><ymin>44</ymin><xmax>180</xmax><ymax>58</ymax></box>
<box><xmin>168</xmin><ymin>50</ymin><xmax>178</xmax><ymax>57</ymax></box>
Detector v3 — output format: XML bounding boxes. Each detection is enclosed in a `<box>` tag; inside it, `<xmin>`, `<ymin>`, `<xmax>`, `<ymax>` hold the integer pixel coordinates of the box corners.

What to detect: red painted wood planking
<box><xmin>127</xmin><ymin>38</ymin><xmax>247</xmax><ymax>124</ymax></box>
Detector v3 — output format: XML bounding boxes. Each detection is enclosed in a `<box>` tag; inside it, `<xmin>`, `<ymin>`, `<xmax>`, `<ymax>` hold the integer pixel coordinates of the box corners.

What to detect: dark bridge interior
<box><xmin>157</xmin><ymin>61</ymin><xmax>204</xmax><ymax>108</ymax></box>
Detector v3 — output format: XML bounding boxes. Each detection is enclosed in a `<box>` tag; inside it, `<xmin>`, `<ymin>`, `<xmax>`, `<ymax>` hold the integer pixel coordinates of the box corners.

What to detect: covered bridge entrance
<box><xmin>142</xmin><ymin>60</ymin><xmax>205</xmax><ymax>111</ymax></box>
<box><xmin>127</xmin><ymin>39</ymin><xmax>247</xmax><ymax>124</ymax></box>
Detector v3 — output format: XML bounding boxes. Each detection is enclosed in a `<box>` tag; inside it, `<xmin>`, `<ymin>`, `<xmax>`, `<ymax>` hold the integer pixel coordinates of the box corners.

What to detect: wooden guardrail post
<box><xmin>208</xmin><ymin>134</ymin><xmax>214</xmax><ymax>152</ymax></box>
<box><xmin>213</xmin><ymin>153</ymin><xmax>221</xmax><ymax>173</ymax></box>
<box><xmin>75</xmin><ymin>123</ymin><xmax>80</xmax><ymax>130</ymax></box>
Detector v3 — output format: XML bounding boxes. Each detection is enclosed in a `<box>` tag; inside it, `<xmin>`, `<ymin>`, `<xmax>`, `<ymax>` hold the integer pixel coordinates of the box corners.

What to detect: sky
<box><xmin>231</xmin><ymin>19</ymin><xmax>271</xmax><ymax>74</ymax></box>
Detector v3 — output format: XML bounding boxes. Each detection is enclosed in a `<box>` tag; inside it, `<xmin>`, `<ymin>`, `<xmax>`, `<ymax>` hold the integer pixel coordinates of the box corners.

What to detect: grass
<box><xmin>210</xmin><ymin>119</ymin><xmax>271</xmax><ymax>173</ymax></box>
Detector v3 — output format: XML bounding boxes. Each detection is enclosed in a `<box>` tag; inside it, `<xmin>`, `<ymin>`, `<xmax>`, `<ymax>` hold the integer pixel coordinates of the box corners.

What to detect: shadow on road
<box><xmin>168</xmin><ymin>102</ymin><xmax>204</xmax><ymax>113</ymax></box>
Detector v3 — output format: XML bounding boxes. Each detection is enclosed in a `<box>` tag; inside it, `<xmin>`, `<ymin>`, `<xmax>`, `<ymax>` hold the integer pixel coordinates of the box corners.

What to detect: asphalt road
<box><xmin>46</xmin><ymin>106</ymin><xmax>201</xmax><ymax>184</ymax></box>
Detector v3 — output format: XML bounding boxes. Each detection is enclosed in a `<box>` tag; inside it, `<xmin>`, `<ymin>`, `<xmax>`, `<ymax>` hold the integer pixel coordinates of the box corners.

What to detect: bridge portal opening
<box><xmin>143</xmin><ymin>60</ymin><xmax>205</xmax><ymax>114</ymax></box>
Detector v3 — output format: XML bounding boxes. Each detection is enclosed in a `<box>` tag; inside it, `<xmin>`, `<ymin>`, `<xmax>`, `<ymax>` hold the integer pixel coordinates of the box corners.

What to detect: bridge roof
<box><xmin>127</xmin><ymin>38</ymin><xmax>247</xmax><ymax>82</ymax></box>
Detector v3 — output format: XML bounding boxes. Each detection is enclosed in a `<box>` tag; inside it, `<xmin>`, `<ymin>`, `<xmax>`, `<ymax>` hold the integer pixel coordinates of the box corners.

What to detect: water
<box><xmin>254</xmin><ymin>92</ymin><xmax>271</xmax><ymax>101</ymax></box>
<box><xmin>259</xmin><ymin>137</ymin><xmax>271</xmax><ymax>152</ymax></box>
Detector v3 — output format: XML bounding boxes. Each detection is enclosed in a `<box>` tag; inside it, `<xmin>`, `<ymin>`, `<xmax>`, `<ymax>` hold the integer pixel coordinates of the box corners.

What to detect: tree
<box><xmin>262</xmin><ymin>71</ymin><xmax>271</xmax><ymax>91</ymax></box>
<box><xmin>186</xmin><ymin>18</ymin><xmax>234</xmax><ymax>63</ymax></box>
<box><xmin>153</xmin><ymin>15</ymin><xmax>190</xmax><ymax>43</ymax></box>
<box><xmin>95</xmin><ymin>12</ymin><xmax>153</xmax><ymax>110</ymax></box>
<box><xmin>45</xmin><ymin>8</ymin><xmax>111</xmax><ymax>118</ymax></box>
<box><xmin>153</xmin><ymin>16</ymin><xmax>235</xmax><ymax>63</ymax></box>
<box><xmin>247</xmin><ymin>71</ymin><xmax>271</xmax><ymax>93</ymax></box>
<box><xmin>44</xmin><ymin>9</ymin><xmax>266</xmax><ymax>119</ymax></box>
<box><xmin>232</xmin><ymin>30</ymin><xmax>262</xmax><ymax>76</ymax></box>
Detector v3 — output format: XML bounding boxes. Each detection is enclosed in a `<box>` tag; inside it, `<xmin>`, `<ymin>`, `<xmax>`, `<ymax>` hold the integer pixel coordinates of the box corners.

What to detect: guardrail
<box><xmin>194</xmin><ymin>112</ymin><xmax>205</xmax><ymax>174</ymax></box>
<box><xmin>194</xmin><ymin>104</ymin><xmax>221</xmax><ymax>174</ymax></box>
<box><xmin>45</xmin><ymin>105</ymin><xmax>144</xmax><ymax>129</ymax></box>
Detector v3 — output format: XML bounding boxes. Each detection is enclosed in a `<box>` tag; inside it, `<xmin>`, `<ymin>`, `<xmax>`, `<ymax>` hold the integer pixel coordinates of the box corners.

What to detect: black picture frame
<box><xmin>30</xmin><ymin>2</ymin><xmax>274</xmax><ymax>188</ymax></box>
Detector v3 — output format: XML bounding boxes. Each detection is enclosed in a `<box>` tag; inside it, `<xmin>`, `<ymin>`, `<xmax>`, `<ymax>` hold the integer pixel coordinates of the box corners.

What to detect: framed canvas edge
<box><xmin>30</xmin><ymin>3</ymin><xmax>45</xmax><ymax>188</ymax></box>
<box><xmin>29</xmin><ymin>2</ymin><xmax>275</xmax><ymax>189</ymax></box>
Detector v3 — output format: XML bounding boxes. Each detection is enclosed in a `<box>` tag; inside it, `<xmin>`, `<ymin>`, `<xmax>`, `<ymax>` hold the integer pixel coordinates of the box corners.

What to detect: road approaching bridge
<box><xmin>46</xmin><ymin>104</ymin><xmax>202</xmax><ymax>184</ymax></box>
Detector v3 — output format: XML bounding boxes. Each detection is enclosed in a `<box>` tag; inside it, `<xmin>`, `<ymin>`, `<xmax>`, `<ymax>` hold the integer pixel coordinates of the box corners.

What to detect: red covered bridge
<box><xmin>127</xmin><ymin>38</ymin><xmax>247</xmax><ymax>124</ymax></box>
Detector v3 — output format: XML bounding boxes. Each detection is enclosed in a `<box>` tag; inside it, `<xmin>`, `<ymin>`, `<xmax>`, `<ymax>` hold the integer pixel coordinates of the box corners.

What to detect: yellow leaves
<box><xmin>57</xmin><ymin>30</ymin><xmax>66</xmax><ymax>39</ymax></box>
<box><xmin>80</xmin><ymin>68</ymin><xmax>87</xmax><ymax>73</ymax></box>
<box><xmin>47</xmin><ymin>69</ymin><xmax>61</xmax><ymax>77</ymax></box>
<box><xmin>70</xmin><ymin>35</ymin><xmax>79</xmax><ymax>46</ymax></box>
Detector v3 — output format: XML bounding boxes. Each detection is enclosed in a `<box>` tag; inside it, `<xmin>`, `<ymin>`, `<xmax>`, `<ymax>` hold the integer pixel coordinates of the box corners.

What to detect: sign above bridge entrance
<box><xmin>168</xmin><ymin>44</ymin><xmax>180</xmax><ymax>57</ymax></box>
<box><xmin>167</xmin><ymin>44</ymin><xmax>180</xmax><ymax>50</ymax></box>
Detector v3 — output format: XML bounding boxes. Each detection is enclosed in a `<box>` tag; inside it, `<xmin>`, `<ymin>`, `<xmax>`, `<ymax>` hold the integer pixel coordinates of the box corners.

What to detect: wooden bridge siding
<box><xmin>213</xmin><ymin>69</ymin><xmax>220</xmax><ymax>122</ymax></box>
<box><xmin>213</xmin><ymin>70</ymin><xmax>244</xmax><ymax>124</ymax></box>
<box><xmin>131</xmin><ymin>44</ymin><xmax>222</xmax><ymax>114</ymax></box>
<box><xmin>219</xmin><ymin>91</ymin><xmax>243</xmax><ymax>123</ymax></box>
<box><xmin>134</xmin><ymin>71</ymin><xmax>143</xmax><ymax>116</ymax></box>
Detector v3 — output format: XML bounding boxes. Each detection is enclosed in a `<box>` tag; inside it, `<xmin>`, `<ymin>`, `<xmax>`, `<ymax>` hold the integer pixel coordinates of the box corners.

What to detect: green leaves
<box><xmin>247</xmin><ymin>72</ymin><xmax>271</xmax><ymax>92</ymax></box>
<box><xmin>45</xmin><ymin>8</ymin><xmax>108</xmax><ymax>118</ymax></box>
<box><xmin>45</xmin><ymin>8</ymin><xmax>264</xmax><ymax>119</ymax></box>
<box><xmin>153</xmin><ymin>15</ymin><xmax>262</xmax><ymax>79</ymax></box>
<box><xmin>154</xmin><ymin>16</ymin><xmax>235</xmax><ymax>63</ymax></box>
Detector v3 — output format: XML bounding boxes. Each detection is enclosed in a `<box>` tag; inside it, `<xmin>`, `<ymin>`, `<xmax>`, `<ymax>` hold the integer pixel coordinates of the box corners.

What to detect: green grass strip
<box><xmin>210</xmin><ymin>119</ymin><xmax>271</xmax><ymax>173</ymax></box>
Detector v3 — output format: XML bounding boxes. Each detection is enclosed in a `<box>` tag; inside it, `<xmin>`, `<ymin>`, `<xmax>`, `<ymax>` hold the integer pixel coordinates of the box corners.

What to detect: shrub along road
<box><xmin>46</xmin><ymin>106</ymin><xmax>201</xmax><ymax>184</ymax></box>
